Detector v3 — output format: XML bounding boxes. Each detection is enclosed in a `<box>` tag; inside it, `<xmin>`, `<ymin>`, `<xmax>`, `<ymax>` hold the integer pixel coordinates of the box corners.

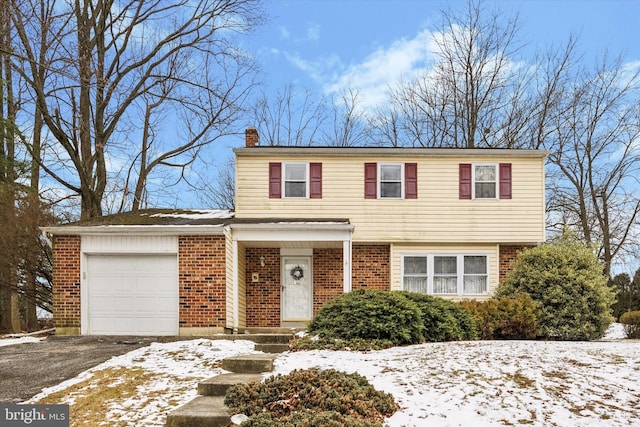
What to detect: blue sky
<box><xmin>238</xmin><ymin>0</ymin><xmax>639</xmax><ymax>116</ymax></box>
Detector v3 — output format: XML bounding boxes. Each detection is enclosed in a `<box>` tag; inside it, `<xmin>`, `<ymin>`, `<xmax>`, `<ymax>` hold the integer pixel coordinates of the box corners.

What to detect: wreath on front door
<box><xmin>290</xmin><ymin>265</ymin><xmax>304</xmax><ymax>281</ymax></box>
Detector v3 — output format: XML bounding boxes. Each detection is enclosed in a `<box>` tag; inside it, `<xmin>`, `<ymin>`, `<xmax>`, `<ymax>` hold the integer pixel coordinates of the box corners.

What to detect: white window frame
<box><xmin>378</xmin><ymin>163</ymin><xmax>403</xmax><ymax>199</ymax></box>
<box><xmin>472</xmin><ymin>164</ymin><xmax>498</xmax><ymax>199</ymax></box>
<box><xmin>401</xmin><ymin>254</ymin><xmax>490</xmax><ymax>296</ymax></box>
<box><xmin>283</xmin><ymin>162</ymin><xmax>309</xmax><ymax>198</ymax></box>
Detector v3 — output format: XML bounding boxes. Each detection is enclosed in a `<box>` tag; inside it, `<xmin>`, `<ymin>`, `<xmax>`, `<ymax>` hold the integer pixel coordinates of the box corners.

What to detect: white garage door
<box><xmin>87</xmin><ymin>254</ymin><xmax>178</xmax><ymax>335</ymax></box>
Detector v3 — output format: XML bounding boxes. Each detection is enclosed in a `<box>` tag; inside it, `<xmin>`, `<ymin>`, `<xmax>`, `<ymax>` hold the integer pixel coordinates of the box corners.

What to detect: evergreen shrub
<box><xmin>619</xmin><ymin>311</ymin><xmax>640</xmax><ymax>339</ymax></box>
<box><xmin>224</xmin><ymin>368</ymin><xmax>397</xmax><ymax>426</ymax></box>
<box><xmin>460</xmin><ymin>294</ymin><xmax>537</xmax><ymax>340</ymax></box>
<box><xmin>399</xmin><ymin>292</ymin><xmax>478</xmax><ymax>341</ymax></box>
<box><xmin>496</xmin><ymin>238</ymin><xmax>615</xmax><ymax>340</ymax></box>
<box><xmin>307</xmin><ymin>289</ymin><xmax>424</xmax><ymax>346</ymax></box>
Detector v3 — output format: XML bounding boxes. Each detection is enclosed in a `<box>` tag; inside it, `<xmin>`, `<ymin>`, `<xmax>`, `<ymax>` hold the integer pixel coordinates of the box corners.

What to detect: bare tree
<box><xmin>252</xmin><ymin>83</ymin><xmax>328</xmax><ymax>146</ymax></box>
<box><xmin>546</xmin><ymin>55</ymin><xmax>640</xmax><ymax>276</ymax></box>
<box><xmin>10</xmin><ymin>0</ymin><xmax>263</xmax><ymax>219</ymax></box>
<box><xmin>378</xmin><ymin>0</ymin><xmax>533</xmax><ymax>148</ymax></box>
<box><xmin>196</xmin><ymin>155</ymin><xmax>236</xmax><ymax>210</ymax></box>
<box><xmin>321</xmin><ymin>88</ymin><xmax>368</xmax><ymax>147</ymax></box>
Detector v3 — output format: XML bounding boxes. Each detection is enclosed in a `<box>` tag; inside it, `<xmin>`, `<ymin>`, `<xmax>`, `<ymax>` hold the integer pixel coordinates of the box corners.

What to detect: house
<box><xmin>43</xmin><ymin>128</ymin><xmax>548</xmax><ymax>336</ymax></box>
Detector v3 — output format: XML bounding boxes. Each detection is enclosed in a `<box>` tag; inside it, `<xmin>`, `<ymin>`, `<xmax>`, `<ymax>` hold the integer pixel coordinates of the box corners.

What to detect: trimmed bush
<box><xmin>308</xmin><ymin>289</ymin><xmax>424</xmax><ymax>346</ymax></box>
<box><xmin>224</xmin><ymin>368</ymin><xmax>397</xmax><ymax>426</ymax></box>
<box><xmin>290</xmin><ymin>336</ymin><xmax>395</xmax><ymax>352</ymax></box>
<box><xmin>496</xmin><ymin>238</ymin><xmax>615</xmax><ymax>340</ymax></box>
<box><xmin>399</xmin><ymin>292</ymin><xmax>478</xmax><ymax>341</ymax></box>
<box><xmin>238</xmin><ymin>411</ymin><xmax>381</xmax><ymax>427</ymax></box>
<box><xmin>620</xmin><ymin>311</ymin><xmax>640</xmax><ymax>339</ymax></box>
<box><xmin>460</xmin><ymin>294</ymin><xmax>537</xmax><ymax>340</ymax></box>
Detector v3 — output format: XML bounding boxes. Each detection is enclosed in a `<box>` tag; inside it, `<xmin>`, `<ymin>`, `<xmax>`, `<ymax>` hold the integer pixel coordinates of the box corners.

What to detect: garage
<box><xmin>86</xmin><ymin>254</ymin><xmax>178</xmax><ymax>335</ymax></box>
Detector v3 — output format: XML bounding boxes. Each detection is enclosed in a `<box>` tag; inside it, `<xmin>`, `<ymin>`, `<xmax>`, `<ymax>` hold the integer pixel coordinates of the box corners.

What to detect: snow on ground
<box><xmin>274</xmin><ymin>340</ymin><xmax>640</xmax><ymax>427</ymax></box>
<box><xmin>20</xmin><ymin>327</ymin><xmax>640</xmax><ymax>427</ymax></box>
<box><xmin>27</xmin><ymin>339</ymin><xmax>258</xmax><ymax>426</ymax></box>
<box><xmin>0</xmin><ymin>336</ymin><xmax>45</xmax><ymax>347</ymax></box>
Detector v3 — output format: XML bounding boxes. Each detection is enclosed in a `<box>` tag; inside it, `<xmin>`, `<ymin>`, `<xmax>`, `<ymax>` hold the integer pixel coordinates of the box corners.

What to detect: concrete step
<box><xmin>165</xmin><ymin>396</ymin><xmax>231</xmax><ymax>427</ymax></box>
<box><xmin>221</xmin><ymin>353</ymin><xmax>277</xmax><ymax>374</ymax></box>
<box><xmin>198</xmin><ymin>373</ymin><xmax>263</xmax><ymax>397</ymax></box>
<box><xmin>254</xmin><ymin>342</ymin><xmax>290</xmax><ymax>353</ymax></box>
<box><xmin>207</xmin><ymin>333</ymin><xmax>294</xmax><ymax>345</ymax></box>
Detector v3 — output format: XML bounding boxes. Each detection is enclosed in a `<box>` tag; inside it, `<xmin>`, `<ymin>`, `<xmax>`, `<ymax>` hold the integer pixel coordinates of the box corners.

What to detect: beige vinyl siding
<box><xmin>390</xmin><ymin>243</ymin><xmax>499</xmax><ymax>300</ymax></box>
<box><xmin>235</xmin><ymin>153</ymin><xmax>545</xmax><ymax>245</ymax></box>
<box><xmin>224</xmin><ymin>230</ymin><xmax>247</xmax><ymax>329</ymax></box>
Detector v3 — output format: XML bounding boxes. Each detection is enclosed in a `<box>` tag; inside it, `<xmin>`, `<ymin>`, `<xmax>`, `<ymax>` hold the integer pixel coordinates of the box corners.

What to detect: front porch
<box><xmin>226</xmin><ymin>220</ymin><xmax>392</xmax><ymax>329</ymax></box>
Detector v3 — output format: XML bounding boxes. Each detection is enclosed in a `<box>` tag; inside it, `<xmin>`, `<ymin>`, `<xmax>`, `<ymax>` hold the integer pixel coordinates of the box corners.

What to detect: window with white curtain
<box><xmin>402</xmin><ymin>254</ymin><xmax>489</xmax><ymax>295</ymax></box>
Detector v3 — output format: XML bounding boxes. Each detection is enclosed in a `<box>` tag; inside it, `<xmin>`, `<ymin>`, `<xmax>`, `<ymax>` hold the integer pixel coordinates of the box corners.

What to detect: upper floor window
<box><xmin>474</xmin><ymin>164</ymin><xmax>497</xmax><ymax>199</ymax></box>
<box><xmin>402</xmin><ymin>254</ymin><xmax>489</xmax><ymax>295</ymax></box>
<box><xmin>379</xmin><ymin>164</ymin><xmax>402</xmax><ymax>198</ymax></box>
<box><xmin>269</xmin><ymin>162</ymin><xmax>322</xmax><ymax>199</ymax></box>
<box><xmin>284</xmin><ymin>163</ymin><xmax>307</xmax><ymax>198</ymax></box>
<box><xmin>459</xmin><ymin>163</ymin><xmax>511</xmax><ymax>200</ymax></box>
<box><xmin>365</xmin><ymin>162</ymin><xmax>417</xmax><ymax>199</ymax></box>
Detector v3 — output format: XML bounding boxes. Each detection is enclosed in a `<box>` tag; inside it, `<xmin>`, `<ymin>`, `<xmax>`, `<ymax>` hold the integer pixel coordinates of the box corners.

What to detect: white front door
<box><xmin>281</xmin><ymin>257</ymin><xmax>312</xmax><ymax>322</ymax></box>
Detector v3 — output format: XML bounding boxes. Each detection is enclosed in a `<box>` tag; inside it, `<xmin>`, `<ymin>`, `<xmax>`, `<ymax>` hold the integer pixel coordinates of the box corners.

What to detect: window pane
<box><xmin>475</xmin><ymin>165</ymin><xmax>496</xmax><ymax>181</ymax></box>
<box><xmin>434</xmin><ymin>277</ymin><xmax>457</xmax><ymax>294</ymax></box>
<box><xmin>380</xmin><ymin>165</ymin><xmax>401</xmax><ymax>181</ymax></box>
<box><xmin>404</xmin><ymin>277</ymin><xmax>428</xmax><ymax>293</ymax></box>
<box><xmin>285</xmin><ymin>182</ymin><xmax>306</xmax><ymax>197</ymax></box>
<box><xmin>475</xmin><ymin>182</ymin><xmax>496</xmax><ymax>198</ymax></box>
<box><xmin>463</xmin><ymin>276</ymin><xmax>487</xmax><ymax>293</ymax></box>
<box><xmin>285</xmin><ymin>164</ymin><xmax>306</xmax><ymax>180</ymax></box>
<box><xmin>404</xmin><ymin>257</ymin><xmax>427</xmax><ymax>275</ymax></box>
<box><xmin>434</xmin><ymin>256</ymin><xmax>456</xmax><ymax>274</ymax></box>
<box><xmin>464</xmin><ymin>256</ymin><xmax>487</xmax><ymax>274</ymax></box>
<box><xmin>381</xmin><ymin>182</ymin><xmax>401</xmax><ymax>198</ymax></box>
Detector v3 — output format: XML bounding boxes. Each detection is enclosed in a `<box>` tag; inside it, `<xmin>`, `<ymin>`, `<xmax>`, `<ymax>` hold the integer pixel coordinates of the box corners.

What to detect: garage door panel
<box><xmin>87</xmin><ymin>254</ymin><xmax>178</xmax><ymax>335</ymax></box>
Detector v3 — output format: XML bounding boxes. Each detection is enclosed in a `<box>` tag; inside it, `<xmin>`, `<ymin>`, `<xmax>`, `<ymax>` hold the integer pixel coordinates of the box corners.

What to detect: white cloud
<box><xmin>278</xmin><ymin>26</ymin><xmax>290</xmax><ymax>39</ymax></box>
<box><xmin>321</xmin><ymin>29</ymin><xmax>438</xmax><ymax>109</ymax></box>
<box><xmin>306</xmin><ymin>22</ymin><xmax>320</xmax><ymax>41</ymax></box>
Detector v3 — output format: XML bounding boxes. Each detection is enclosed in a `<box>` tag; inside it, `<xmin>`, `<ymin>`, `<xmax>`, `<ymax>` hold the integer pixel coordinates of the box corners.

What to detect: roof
<box><xmin>41</xmin><ymin>209</ymin><xmax>352</xmax><ymax>235</ymax></box>
<box><xmin>234</xmin><ymin>146</ymin><xmax>550</xmax><ymax>158</ymax></box>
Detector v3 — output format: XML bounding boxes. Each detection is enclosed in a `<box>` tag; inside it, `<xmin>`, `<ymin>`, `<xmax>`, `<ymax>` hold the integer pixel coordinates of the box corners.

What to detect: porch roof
<box><xmin>230</xmin><ymin>218</ymin><xmax>353</xmax><ymax>248</ymax></box>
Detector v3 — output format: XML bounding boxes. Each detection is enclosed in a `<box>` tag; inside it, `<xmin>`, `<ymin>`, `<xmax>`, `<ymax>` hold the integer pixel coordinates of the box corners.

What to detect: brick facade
<box><xmin>243</xmin><ymin>245</ymin><xmax>393</xmax><ymax>327</ymax></box>
<box><xmin>499</xmin><ymin>245</ymin><xmax>533</xmax><ymax>283</ymax></box>
<box><xmin>313</xmin><ymin>248</ymin><xmax>344</xmax><ymax>315</ymax></box>
<box><xmin>245</xmin><ymin>248</ymin><xmax>281</xmax><ymax>327</ymax></box>
<box><xmin>52</xmin><ymin>235</ymin><xmax>81</xmax><ymax>330</ymax></box>
<box><xmin>352</xmin><ymin>244</ymin><xmax>391</xmax><ymax>290</ymax></box>
<box><xmin>178</xmin><ymin>236</ymin><xmax>227</xmax><ymax>328</ymax></box>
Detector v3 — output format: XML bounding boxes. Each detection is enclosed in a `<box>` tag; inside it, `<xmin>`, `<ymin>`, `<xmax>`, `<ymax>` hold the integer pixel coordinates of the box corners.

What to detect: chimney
<box><xmin>245</xmin><ymin>127</ymin><xmax>259</xmax><ymax>147</ymax></box>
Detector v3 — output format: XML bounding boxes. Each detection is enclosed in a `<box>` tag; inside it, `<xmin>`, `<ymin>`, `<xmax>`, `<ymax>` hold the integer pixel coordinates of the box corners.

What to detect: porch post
<box><xmin>343</xmin><ymin>238</ymin><xmax>352</xmax><ymax>293</ymax></box>
<box><xmin>232</xmin><ymin>238</ymin><xmax>239</xmax><ymax>332</ymax></box>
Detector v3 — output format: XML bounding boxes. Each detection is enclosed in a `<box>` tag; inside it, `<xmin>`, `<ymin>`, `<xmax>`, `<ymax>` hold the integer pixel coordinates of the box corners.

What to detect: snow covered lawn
<box><xmin>18</xmin><ymin>327</ymin><xmax>640</xmax><ymax>427</ymax></box>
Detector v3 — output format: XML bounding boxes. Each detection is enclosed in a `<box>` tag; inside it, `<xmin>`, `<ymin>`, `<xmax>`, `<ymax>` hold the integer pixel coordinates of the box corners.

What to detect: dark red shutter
<box><xmin>499</xmin><ymin>163</ymin><xmax>512</xmax><ymax>199</ymax></box>
<box><xmin>269</xmin><ymin>162</ymin><xmax>281</xmax><ymax>198</ymax></box>
<box><xmin>459</xmin><ymin>163</ymin><xmax>472</xmax><ymax>199</ymax></box>
<box><xmin>310</xmin><ymin>162</ymin><xmax>322</xmax><ymax>199</ymax></box>
<box><xmin>405</xmin><ymin>163</ymin><xmax>418</xmax><ymax>199</ymax></box>
<box><xmin>364</xmin><ymin>162</ymin><xmax>377</xmax><ymax>199</ymax></box>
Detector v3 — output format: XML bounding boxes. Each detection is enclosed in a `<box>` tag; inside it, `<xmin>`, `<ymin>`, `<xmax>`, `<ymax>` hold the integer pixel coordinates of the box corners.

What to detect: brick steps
<box><xmin>165</xmin><ymin>333</ymin><xmax>292</xmax><ymax>427</ymax></box>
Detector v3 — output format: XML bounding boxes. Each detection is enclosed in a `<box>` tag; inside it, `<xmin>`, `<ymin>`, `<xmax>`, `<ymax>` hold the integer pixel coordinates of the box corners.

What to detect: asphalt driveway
<box><xmin>0</xmin><ymin>335</ymin><xmax>157</xmax><ymax>403</ymax></box>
